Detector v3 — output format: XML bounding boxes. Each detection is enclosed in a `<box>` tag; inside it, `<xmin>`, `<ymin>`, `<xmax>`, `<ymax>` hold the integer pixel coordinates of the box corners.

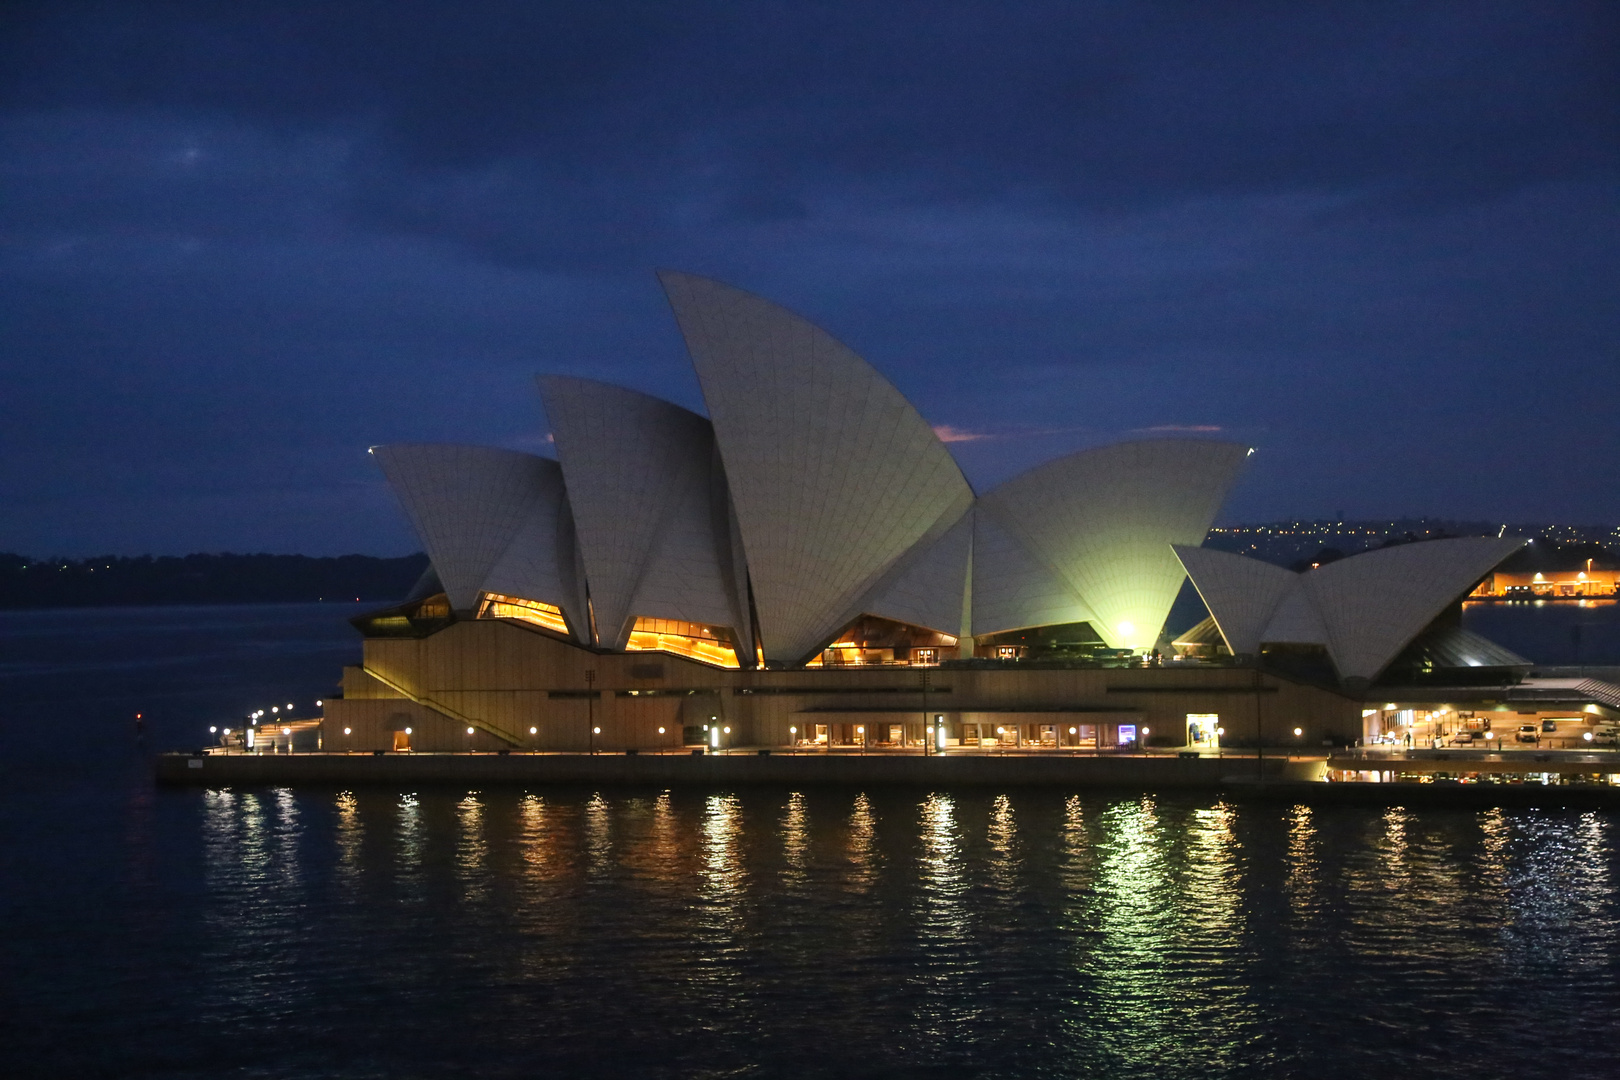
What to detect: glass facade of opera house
<box><xmin>278</xmin><ymin>272</ymin><xmax>1616</xmax><ymax>757</ymax></box>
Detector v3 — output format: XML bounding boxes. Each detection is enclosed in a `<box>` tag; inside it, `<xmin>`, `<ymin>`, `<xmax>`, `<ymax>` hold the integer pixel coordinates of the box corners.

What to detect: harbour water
<box><xmin>4</xmin><ymin>603</ymin><xmax>1620</xmax><ymax>1078</ymax></box>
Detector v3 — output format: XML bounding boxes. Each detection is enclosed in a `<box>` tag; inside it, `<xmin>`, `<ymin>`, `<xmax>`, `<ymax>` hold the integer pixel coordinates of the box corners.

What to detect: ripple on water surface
<box><xmin>12</xmin><ymin>786</ymin><xmax>1618</xmax><ymax>1080</ymax></box>
<box><xmin>9</xmin><ymin>604</ymin><xmax>1620</xmax><ymax>1077</ymax></box>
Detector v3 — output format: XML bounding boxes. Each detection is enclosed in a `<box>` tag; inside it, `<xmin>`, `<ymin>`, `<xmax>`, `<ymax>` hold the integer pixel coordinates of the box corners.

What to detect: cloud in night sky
<box><xmin>0</xmin><ymin>1</ymin><xmax>1615</xmax><ymax>555</ymax></box>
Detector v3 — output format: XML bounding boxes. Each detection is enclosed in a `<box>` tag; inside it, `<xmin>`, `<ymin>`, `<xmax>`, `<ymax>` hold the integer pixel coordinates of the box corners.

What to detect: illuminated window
<box><xmin>625</xmin><ymin>617</ymin><xmax>740</xmax><ymax>669</ymax></box>
<box><xmin>818</xmin><ymin>642</ymin><xmax>890</xmax><ymax>666</ymax></box>
<box><xmin>477</xmin><ymin>593</ymin><xmax>570</xmax><ymax>634</ymax></box>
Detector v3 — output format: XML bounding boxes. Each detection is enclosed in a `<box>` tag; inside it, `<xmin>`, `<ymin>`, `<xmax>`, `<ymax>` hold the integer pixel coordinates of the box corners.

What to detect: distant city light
<box><xmin>1294</xmin><ymin>727</ymin><xmax>1303</xmax><ymax>737</ymax></box>
<box><xmin>467</xmin><ymin>727</ymin><xmax>475</xmax><ymax>735</ymax></box>
<box><xmin>530</xmin><ymin>726</ymin><xmax>537</xmax><ymax>734</ymax></box>
<box><xmin>209</xmin><ymin>726</ymin><xmax>217</xmax><ymax>733</ymax></box>
<box><xmin>593</xmin><ymin>726</ymin><xmax>601</xmax><ymax>734</ymax></box>
<box><xmin>343</xmin><ymin>727</ymin><xmax>351</xmax><ymax>735</ymax></box>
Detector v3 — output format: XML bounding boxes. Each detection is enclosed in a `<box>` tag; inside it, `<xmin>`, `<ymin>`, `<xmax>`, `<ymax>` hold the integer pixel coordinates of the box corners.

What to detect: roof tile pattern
<box><xmin>1300</xmin><ymin>537</ymin><xmax>1525</xmax><ymax>681</ymax></box>
<box><xmin>861</xmin><ymin>505</ymin><xmax>974</xmax><ymax>636</ymax></box>
<box><xmin>1172</xmin><ymin>545</ymin><xmax>1296</xmax><ymax>655</ymax></box>
<box><xmin>539</xmin><ymin>377</ymin><xmax>748</xmax><ymax>648</ymax></box>
<box><xmin>979</xmin><ymin>440</ymin><xmax>1249</xmax><ymax>649</ymax></box>
<box><xmin>660</xmin><ymin>271</ymin><xmax>973</xmax><ymax>663</ymax></box>
<box><xmin>971</xmin><ymin>507</ymin><xmax>1094</xmax><ymax>636</ymax></box>
<box><xmin>371</xmin><ymin>444</ymin><xmax>566</xmax><ymax>612</ymax></box>
<box><xmin>1177</xmin><ymin>537</ymin><xmax>1526</xmax><ymax>682</ymax></box>
<box><xmin>1260</xmin><ymin>586</ymin><xmax>1330</xmax><ymax>645</ymax></box>
<box><xmin>480</xmin><ymin>471</ymin><xmax>590</xmax><ymax>642</ymax></box>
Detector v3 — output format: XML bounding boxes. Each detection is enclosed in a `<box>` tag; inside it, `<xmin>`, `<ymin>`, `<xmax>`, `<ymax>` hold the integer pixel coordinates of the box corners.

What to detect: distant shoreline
<box><xmin>0</xmin><ymin>551</ymin><xmax>427</xmax><ymax>610</ymax></box>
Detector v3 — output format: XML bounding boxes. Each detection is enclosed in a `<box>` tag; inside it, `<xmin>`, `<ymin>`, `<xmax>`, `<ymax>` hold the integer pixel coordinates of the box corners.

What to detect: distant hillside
<box><xmin>0</xmin><ymin>552</ymin><xmax>429</xmax><ymax>609</ymax></box>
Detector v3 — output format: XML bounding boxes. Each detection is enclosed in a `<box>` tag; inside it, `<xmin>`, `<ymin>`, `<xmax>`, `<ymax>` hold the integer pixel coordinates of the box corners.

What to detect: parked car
<box><xmin>1592</xmin><ymin>725</ymin><xmax>1620</xmax><ymax>747</ymax></box>
<box><xmin>1451</xmin><ymin>731</ymin><xmax>1475</xmax><ymax>745</ymax></box>
<box><xmin>1542</xmin><ymin>720</ymin><xmax>1559</xmax><ymax>733</ymax></box>
<box><xmin>1516</xmin><ymin>725</ymin><xmax>1538</xmax><ymax>743</ymax></box>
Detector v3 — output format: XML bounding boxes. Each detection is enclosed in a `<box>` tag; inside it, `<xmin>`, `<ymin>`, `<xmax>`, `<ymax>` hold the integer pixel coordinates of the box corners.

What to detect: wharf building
<box><xmin>320</xmin><ymin>272</ymin><xmax>1615</xmax><ymax>757</ymax></box>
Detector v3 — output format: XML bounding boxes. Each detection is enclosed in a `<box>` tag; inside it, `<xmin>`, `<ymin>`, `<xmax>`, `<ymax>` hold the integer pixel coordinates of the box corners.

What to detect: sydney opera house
<box><xmin>322</xmin><ymin>272</ymin><xmax>1548</xmax><ymax>755</ymax></box>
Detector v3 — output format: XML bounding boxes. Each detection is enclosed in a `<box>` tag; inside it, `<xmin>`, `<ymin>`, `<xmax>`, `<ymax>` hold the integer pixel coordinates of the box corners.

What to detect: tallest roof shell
<box><xmin>659</xmin><ymin>271</ymin><xmax>974</xmax><ymax>663</ymax></box>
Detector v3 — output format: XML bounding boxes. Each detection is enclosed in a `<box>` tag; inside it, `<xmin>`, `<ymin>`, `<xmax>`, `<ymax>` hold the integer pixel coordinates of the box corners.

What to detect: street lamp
<box><xmin>920</xmin><ymin>667</ymin><xmax>932</xmax><ymax>755</ymax></box>
<box><xmin>584</xmin><ymin>668</ymin><xmax>597</xmax><ymax>754</ymax></box>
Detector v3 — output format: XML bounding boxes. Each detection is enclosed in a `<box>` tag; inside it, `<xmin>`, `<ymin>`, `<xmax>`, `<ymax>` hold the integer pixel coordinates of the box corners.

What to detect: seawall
<box><xmin>152</xmin><ymin>751</ymin><xmax>1620</xmax><ymax>808</ymax></box>
<box><xmin>159</xmin><ymin>750</ymin><xmax>1320</xmax><ymax>788</ymax></box>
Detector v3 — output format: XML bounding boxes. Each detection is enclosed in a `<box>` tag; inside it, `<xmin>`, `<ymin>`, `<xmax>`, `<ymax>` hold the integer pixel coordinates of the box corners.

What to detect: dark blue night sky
<box><xmin>3</xmin><ymin>2</ymin><xmax>1615</xmax><ymax>556</ymax></box>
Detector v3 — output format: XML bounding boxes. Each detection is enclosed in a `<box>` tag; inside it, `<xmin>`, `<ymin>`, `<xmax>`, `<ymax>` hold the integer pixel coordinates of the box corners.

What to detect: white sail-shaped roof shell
<box><xmin>859</xmin><ymin>506</ymin><xmax>974</xmax><ymax>637</ymax></box>
<box><xmin>1300</xmin><ymin>537</ymin><xmax>1525</xmax><ymax>682</ymax></box>
<box><xmin>479</xmin><ymin>471</ymin><xmax>590</xmax><ymax>643</ymax></box>
<box><xmin>1172</xmin><ymin>545</ymin><xmax>1296</xmax><ymax>656</ymax></box>
<box><xmin>660</xmin><ymin>270</ymin><xmax>974</xmax><ymax>664</ymax></box>
<box><xmin>371</xmin><ymin>444</ymin><xmax>577</xmax><ymax>617</ymax></box>
<box><xmin>1261</xmin><ymin>586</ymin><xmax>1329</xmax><ymax>645</ymax></box>
<box><xmin>971</xmin><ymin>507</ymin><xmax>1096</xmax><ymax>637</ymax></box>
<box><xmin>978</xmin><ymin>440</ymin><xmax>1249</xmax><ymax>650</ymax></box>
<box><xmin>538</xmin><ymin>376</ymin><xmax>750</xmax><ymax>649</ymax></box>
<box><xmin>1176</xmin><ymin>537</ymin><xmax>1526</xmax><ymax>683</ymax></box>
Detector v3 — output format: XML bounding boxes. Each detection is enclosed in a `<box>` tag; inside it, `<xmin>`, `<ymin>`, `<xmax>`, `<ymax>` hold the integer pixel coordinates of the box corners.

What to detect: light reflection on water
<box><xmin>1285</xmin><ymin>803</ymin><xmax>1319</xmax><ymax>918</ymax></box>
<box><xmin>456</xmin><ymin>791</ymin><xmax>488</xmax><ymax>903</ymax></box>
<box><xmin>912</xmin><ymin>792</ymin><xmax>971</xmax><ymax>1026</ymax></box>
<box><xmin>846</xmin><ymin>792</ymin><xmax>879</xmax><ymax>893</ymax></box>
<box><xmin>584</xmin><ymin>791</ymin><xmax>612</xmax><ymax>877</ymax></box>
<box><xmin>22</xmin><ymin>601</ymin><xmax>1620</xmax><ymax>1078</ymax></box>
<box><xmin>395</xmin><ymin>791</ymin><xmax>422</xmax><ymax>900</ymax></box>
<box><xmin>101</xmin><ymin>789</ymin><xmax>1620</xmax><ymax>1078</ymax></box>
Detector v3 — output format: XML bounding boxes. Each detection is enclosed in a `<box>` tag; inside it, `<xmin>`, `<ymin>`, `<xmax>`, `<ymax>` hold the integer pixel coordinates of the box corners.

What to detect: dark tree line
<box><xmin>0</xmin><ymin>552</ymin><xmax>429</xmax><ymax>609</ymax></box>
